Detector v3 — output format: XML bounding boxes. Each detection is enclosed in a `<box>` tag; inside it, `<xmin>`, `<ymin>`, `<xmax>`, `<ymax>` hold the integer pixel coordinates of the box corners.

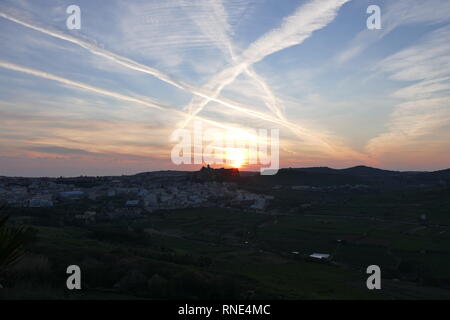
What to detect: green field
<box><xmin>2</xmin><ymin>187</ymin><xmax>450</xmax><ymax>300</ymax></box>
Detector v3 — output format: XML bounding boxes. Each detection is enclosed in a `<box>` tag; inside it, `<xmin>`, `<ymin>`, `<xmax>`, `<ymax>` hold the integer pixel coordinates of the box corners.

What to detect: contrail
<box><xmin>0</xmin><ymin>11</ymin><xmax>284</xmax><ymax>123</ymax></box>
<box><xmin>0</xmin><ymin>64</ymin><xmax>370</xmax><ymax>165</ymax></box>
<box><xmin>0</xmin><ymin>59</ymin><xmax>336</xmax><ymax>158</ymax></box>
<box><xmin>181</xmin><ymin>0</ymin><xmax>351</xmax><ymax>128</ymax></box>
<box><xmin>181</xmin><ymin>0</ymin><xmax>286</xmax><ymax>120</ymax></box>
<box><xmin>0</xmin><ymin>11</ymin><xmax>331</xmax><ymax>147</ymax></box>
<box><xmin>0</xmin><ymin>6</ymin><xmax>370</xmax><ymax>160</ymax></box>
<box><xmin>0</xmin><ymin>60</ymin><xmax>287</xmax><ymax>156</ymax></box>
<box><xmin>183</xmin><ymin>0</ymin><xmax>286</xmax><ymax>120</ymax></box>
<box><xmin>0</xmin><ymin>11</ymin><xmax>190</xmax><ymax>92</ymax></box>
<box><xmin>181</xmin><ymin>0</ymin><xmax>373</xmax><ymax>162</ymax></box>
<box><xmin>0</xmin><ymin>60</ymin><xmax>253</xmax><ymax>135</ymax></box>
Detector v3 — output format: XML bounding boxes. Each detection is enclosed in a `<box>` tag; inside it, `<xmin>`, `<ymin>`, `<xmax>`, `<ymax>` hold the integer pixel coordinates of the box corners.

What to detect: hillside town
<box><xmin>0</xmin><ymin>167</ymin><xmax>274</xmax><ymax>223</ymax></box>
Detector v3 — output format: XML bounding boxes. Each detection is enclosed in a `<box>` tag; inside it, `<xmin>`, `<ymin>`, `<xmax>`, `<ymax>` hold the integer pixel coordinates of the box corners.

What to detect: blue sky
<box><xmin>0</xmin><ymin>0</ymin><xmax>449</xmax><ymax>177</ymax></box>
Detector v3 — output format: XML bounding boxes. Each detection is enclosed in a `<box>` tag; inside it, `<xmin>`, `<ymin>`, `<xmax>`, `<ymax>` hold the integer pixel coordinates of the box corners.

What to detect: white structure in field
<box><xmin>309</xmin><ymin>253</ymin><xmax>331</xmax><ymax>260</ymax></box>
<box><xmin>125</xmin><ymin>200</ymin><xmax>140</xmax><ymax>207</ymax></box>
<box><xmin>28</xmin><ymin>199</ymin><xmax>54</xmax><ymax>208</ymax></box>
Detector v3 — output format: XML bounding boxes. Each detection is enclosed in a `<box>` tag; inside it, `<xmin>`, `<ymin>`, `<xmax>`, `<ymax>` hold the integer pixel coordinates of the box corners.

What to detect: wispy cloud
<box><xmin>0</xmin><ymin>9</ymin><xmax>335</xmax><ymax>146</ymax></box>
<box><xmin>0</xmin><ymin>60</ymin><xmax>270</xmax><ymax>141</ymax></box>
<box><xmin>1</xmin><ymin>1</ymin><xmax>373</xmax><ymax>166</ymax></box>
<box><xmin>4</xmin><ymin>0</ymin><xmax>447</xmax><ymax>174</ymax></box>
<box><xmin>337</xmin><ymin>0</ymin><xmax>450</xmax><ymax>64</ymax></box>
<box><xmin>182</xmin><ymin>0</ymin><xmax>351</xmax><ymax>127</ymax></box>
<box><xmin>181</xmin><ymin>0</ymin><xmax>287</xmax><ymax>122</ymax></box>
<box><xmin>366</xmin><ymin>25</ymin><xmax>450</xmax><ymax>166</ymax></box>
<box><xmin>178</xmin><ymin>0</ymin><xmax>370</xmax><ymax>162</ymax></box>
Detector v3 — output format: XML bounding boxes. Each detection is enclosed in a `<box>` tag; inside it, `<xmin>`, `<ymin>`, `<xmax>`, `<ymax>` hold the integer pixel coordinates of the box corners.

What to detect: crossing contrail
<box><xmin>181</xmin><ymin>0</ymin><xmax>351</xmax><ymax>128</ymax></box>
<box><xmin>181</xmin><ymin>0</ymin><xmax>286</xmax><ymax>121</ymax></box>
<box><xmin>0</xmin><ymin>10</ymin><xmax>333</xmax><ymax>148</ymax></box>
<box><xmin>0</xmin><ymin>4</ymin><xmax>372</xmax><ymax>161</ymax></box>
<box><xmin>0</xmin><ymin>60</ymin><xmax>256</xmax><ymax>136</ymax></box>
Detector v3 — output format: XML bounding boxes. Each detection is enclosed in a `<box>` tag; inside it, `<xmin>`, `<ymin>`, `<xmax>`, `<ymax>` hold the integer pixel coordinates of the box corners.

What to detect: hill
<box><xmin>239</xmin><ymin>166</ymin><xmax>450</xmax><ymax>189</ymax></box>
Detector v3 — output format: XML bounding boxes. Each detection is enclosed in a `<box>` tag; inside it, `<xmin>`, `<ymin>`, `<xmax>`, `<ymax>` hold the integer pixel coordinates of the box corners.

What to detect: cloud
<box><xmin>0</xmin><ymin>1</ymin><xmax>375</xmax><ymax>171</ymax></box>
<box><xmin>366</xmin><ymin>25</ymin><xmax>450</xmax><ymax>165</ymax></box>
<box><xmin>27</xmin><ymin>145</ymin><xmax>96</xmax><ymax>156</ymax></box>
<box><xmin>180</xmin><ymin>0</ymin><xmax>286</xmax><ymax>121</ymax></box>
<box><xmin>0</xmin><ymin>60</ymin><xmax>285</xmax><ymax>162</ymax></box>
<box><xmin>180</xmin><ymin>0</ymin><xmax>366</xmax><ymax>161</ymax></box>
<box><xmin>0</xmin><ymin>60</ymin><xmax>247</xmax><ymax>132</ymax></box>
<box><xmin>0</xmin><ymin>9</ymin><xmax>338</xmax><ymax>144</ymax></box>
<box><xmin>337</xmin><ymin>0</ymin><xmax>450</xmax><ymax>64</ymax></box>
<box><xmin>181</xmin><ymin>0</ymin><xmax>351</xmax><ymax>127</ymax></box>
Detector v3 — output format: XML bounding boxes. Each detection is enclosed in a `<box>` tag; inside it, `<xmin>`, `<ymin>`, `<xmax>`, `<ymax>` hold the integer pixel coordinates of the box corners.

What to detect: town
<box><xmin>0</xmin><ymin>166</ymin><xmax>274</xmax><ymax>224</ymax></box>
<box><xmin>1</xmin><ymin>164</ymin><xmax>450</xmax><ymax>300</ymax></box>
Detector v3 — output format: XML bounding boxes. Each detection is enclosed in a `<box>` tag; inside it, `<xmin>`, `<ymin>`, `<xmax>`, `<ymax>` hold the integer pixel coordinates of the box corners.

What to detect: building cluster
<box><xmin>0</xmin><ymin>171</ymin><xmax>273</xmax><ymax>218</ymax></box>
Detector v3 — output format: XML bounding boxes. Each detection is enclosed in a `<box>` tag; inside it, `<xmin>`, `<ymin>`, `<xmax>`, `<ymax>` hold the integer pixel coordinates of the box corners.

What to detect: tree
<box><xmin>0</xmin><ymin>211</ymin><xmax>29</xmax><ymax>273</ymax></box>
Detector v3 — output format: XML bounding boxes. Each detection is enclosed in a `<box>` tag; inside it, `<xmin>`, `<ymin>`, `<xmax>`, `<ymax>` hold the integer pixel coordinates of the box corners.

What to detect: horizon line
<box><xmin>1</xmin><ymin>164</ymin><xmax>449</xmax><ymax>179</ymax></box>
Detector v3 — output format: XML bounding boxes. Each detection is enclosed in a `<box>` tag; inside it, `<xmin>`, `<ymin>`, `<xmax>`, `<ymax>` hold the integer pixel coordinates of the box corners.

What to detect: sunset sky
<box><xmin>0</xmin><ymin>0</ymin><xmax>450</xmax><ymax>177</ymax></box>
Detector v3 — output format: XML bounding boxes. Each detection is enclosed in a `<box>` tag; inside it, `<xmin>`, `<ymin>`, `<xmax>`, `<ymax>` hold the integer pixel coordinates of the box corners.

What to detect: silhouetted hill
<box><xmin>287</xmin><ymin>167</ymin><xmax>339</xmax><ymax>174</ymax></box>
<box><xmin>242</xmin><ymin>167</ymin><xmax>363</xmax><ymax>187</ymax></box>
<box><xmin>3</xmin><ymin>166</ymin><xmax>448</xmax><ymax>189</ymax></box>
<box><xmin>414</xmin><ymin>169</ymin><xmax>450</xmax><ymax>183</ymax></box>
<box><xmin>339</xmin><ymin>165</ymin><xmax>400</xmax><ymax>177</ymax></box>
<box><xmin>239</xmin><ymin>166</ymin><xmax>450</xmax><ymax>189</ymax></box>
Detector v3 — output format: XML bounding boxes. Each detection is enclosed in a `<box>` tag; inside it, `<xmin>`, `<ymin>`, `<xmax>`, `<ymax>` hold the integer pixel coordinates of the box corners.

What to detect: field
<box><xmin>1</xmin><ymin>186</ymin><xmax>450</xmax><ymax>300</ymax></box>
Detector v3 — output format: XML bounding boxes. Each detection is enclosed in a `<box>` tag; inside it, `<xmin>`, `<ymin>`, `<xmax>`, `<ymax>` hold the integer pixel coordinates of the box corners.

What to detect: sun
<box><xmin>227</xmin><ymin>148</ymin><xmax>246</xmax><ymax>168</ymax></box>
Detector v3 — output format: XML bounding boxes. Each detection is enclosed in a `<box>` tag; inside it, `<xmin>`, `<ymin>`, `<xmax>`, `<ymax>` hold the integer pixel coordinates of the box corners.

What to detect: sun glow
<box><xmin>227</xmin><ymin>148</ymin><xmax>247</xmax><ymax>168</ymax></box>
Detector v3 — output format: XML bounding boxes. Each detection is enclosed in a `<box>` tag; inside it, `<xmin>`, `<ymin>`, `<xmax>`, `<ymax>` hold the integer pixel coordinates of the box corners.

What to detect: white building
<box><xmin>143</xmin><ymin>194</ymin><xmax>158</xmax><ymax>207</ymax></box>
<box><xmin>59</xmin><ymin>191</ymin><xmax>85</xmax><ymax>200</ymax></box>
<box><xmin>251</xmin><ymin>198</ymin><xmax>266</xmax><ymax>210</ymax></box>
<box><xmin>29</xmin><ymin>199</ymin><xmax>54</xmax><ymax>208</ymax></box>
<box><xmin>125</xmin><ymin>200</ymin><xmax>140</xmax><ymax>207</ymax></box>
<box><xmin>309</xmin><ymin>253</ymin><xmax>331</xmax><ymax>260</ymax></box>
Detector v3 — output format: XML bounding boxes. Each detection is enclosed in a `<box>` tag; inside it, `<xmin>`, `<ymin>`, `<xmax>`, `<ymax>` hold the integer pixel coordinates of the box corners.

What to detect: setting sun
<box><xmin>227</xmin><ymin>148</ymin><xmax>247</xmax><ymax>168</ymax></box>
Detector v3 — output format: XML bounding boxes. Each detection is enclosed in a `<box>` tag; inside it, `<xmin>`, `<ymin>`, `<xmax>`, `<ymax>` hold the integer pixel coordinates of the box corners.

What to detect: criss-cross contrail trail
<box><xmin>0</xmin><ymin>60</ymin><xmax>287</xmax><ymax>156</ymax></box>
<box><xmin>0</xmin><ymin>10</ymin><xmax>285</xmax><ymax>121</ymax></box>
<box><xmin>180</xmin><ymin>0</ymin><xmax>375</xmax><ymax>163</ymax></box>
<box><xmin>181</xmin><ymin>0</ymin><xmax>351</xmax><ymax>128</ymax></box>
<box><xmin>0</xmin><ymin>60</ymin><xmax>272</xmax><ymax>159</ymax></box>
<box><xmin>0</xmin><ymin>60</ymin><xmax>256</xmax><ymax>135</ymax></box>
<box><xmin>0</xmin><ymin>12</ymin><xmax>190</xmax><ymax>92</ymax></box>
<box><xmin>0</xmin><ymin>10</ymin><xmax>323</xmax><ymax>145</ymax></box>
<box><xmin>1</xmin><ymin>59</ymin><xmax>371</xmax><ymax>162</ymax></box>
<box><xmin>0</xmin><ymin>6</ymin><xmax>368</xmax><ymax>159</ymax></box>
<box><xmin>0</xmin><ymin>12</ymin><xmax>331</xmax><ymax>148</ymax></box>
<box><xmin>182</xmin><ymin>0</ymin><xmax>286</xmax><ymax>121</ymax></box>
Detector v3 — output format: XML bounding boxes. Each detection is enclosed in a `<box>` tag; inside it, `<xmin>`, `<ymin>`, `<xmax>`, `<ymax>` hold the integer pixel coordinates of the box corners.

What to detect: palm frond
<box><xmin>0</xmin><ymin>215</ymin><xmax>28</xmax><ymax>270</ymax></box>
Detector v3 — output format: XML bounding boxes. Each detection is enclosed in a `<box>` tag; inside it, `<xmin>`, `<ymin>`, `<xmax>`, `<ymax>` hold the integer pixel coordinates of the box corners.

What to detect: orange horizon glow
<box><xmin>226</xmin><ymin>147</ymin><xmax>247</xmax><ymax>169</ymax></box>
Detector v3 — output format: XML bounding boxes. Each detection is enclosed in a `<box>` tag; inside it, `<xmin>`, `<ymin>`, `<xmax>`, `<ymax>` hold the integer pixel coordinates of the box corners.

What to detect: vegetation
<box><xmin>1</xmin><ymin>185</ymin><xmax>450</xmax><ymax>299</ymax></box>
<box><xmin>0</xmin><ymin>202</ymin><xmax>31</xmax><ymax>290</ymax></box>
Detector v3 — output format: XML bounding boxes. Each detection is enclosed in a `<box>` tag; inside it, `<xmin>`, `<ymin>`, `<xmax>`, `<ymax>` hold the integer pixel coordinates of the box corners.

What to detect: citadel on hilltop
<box><xmin>194</xmin><ymin>165</ymin><xmax>240</xmax><ymax>182</ymax></box>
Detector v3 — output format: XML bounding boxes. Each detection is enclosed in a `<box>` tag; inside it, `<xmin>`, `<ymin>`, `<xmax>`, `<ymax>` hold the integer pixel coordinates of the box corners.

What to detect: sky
<box><xmin>0</xmin><ymin>0</ymin><xmax>449</xmax><ymax>177</ymax></box>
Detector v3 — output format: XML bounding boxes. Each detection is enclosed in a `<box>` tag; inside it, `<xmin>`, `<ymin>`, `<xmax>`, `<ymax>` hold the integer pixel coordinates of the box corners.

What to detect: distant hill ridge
<box><xmin>1</xmin><ymin>166</ymin><xmax>449</xmax><ymax>182</ymax></box>
<box><xmin>244</xmin><ymin>165</ymin><xmax>450</xmax><ymax>188</ymax></box>
<box><xmin>279</xmin><ymin>165</ymin><xmax>450</xmax><ymax>175</ymax></box>
<box><xmin>282</xmin><ymin>165</ymin><xmax>400</xmax><ymax>176</ymax></box>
